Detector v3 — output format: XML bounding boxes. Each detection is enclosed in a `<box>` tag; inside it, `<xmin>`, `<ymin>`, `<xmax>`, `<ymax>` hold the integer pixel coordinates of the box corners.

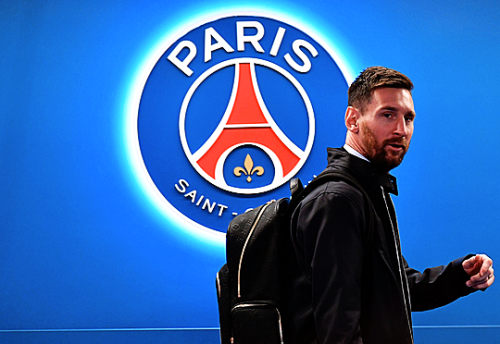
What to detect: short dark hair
<box><xmin>348</xmin><ymin>66</ymin><xmax>413</xmax><ymax>109</ymax></box>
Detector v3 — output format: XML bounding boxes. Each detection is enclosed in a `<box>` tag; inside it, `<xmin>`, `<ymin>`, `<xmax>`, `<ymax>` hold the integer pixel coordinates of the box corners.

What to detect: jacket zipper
<box><xmin>381</xmin><ymin>187</ymin><xmax>414</xmax><ymax>343</ymax></box>
<box><xmin>237</xmin><ymin>200</ymin><xmax>274</xmax><ymax>298</ymax></box>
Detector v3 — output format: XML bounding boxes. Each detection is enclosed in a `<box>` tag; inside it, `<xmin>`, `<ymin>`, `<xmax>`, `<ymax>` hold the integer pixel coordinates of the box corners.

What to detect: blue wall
<box><xmin>1</xmin><ymin>1</ymin><xmax>499</xmax><ymax>343</ymax></box>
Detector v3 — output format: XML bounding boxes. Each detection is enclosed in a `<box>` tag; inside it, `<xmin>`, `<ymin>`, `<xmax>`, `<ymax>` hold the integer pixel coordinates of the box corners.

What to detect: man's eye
<box><xmin>383</xmin><ymin>113</ymin><xmax>392</xmax><ymax>118</ymax></box>
<box><xmin>405</xmin><ymin>116</ymin><xmax>414</xmax><ymax>122</ymax></box>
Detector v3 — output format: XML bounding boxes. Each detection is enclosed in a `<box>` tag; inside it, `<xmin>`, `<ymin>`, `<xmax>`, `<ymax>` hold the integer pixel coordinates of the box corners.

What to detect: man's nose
<box><xmin>394</xmin><ymin>117</ymin><xmax>408</xmax><ymax>137</ymax></box>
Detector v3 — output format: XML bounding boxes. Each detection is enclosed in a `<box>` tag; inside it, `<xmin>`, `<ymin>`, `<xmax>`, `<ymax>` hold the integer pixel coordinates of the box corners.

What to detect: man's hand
<box><xmin>463</xmin><ymin>254</ymin><xmax>494</xmax><ymax>289</ymax></box>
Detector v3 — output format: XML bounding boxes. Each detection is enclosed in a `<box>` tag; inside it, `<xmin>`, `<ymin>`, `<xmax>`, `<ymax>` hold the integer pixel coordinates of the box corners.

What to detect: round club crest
<box><xmin>132</xmin><ymin>12</ymin><xmax>350</xmax><ymax>239</ymax></box>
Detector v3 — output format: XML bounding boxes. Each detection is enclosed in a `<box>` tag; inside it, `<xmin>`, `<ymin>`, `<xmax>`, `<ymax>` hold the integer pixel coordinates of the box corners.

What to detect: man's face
<box><xmin>357</xmin><ymin>87</ymin><xmax>415</xmax><ymax>171</ymax></box>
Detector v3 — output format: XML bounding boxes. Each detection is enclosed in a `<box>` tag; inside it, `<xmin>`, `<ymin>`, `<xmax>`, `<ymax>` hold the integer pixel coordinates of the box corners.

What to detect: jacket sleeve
<box><xmin>404</xmin><ymin>254</ymin><xmax>477</xmax><ymax>311</ymax></box>
<box><xmin>295</xmin><ymin>187</ymin><xmax>366</xmax><ymax>344</ymax></box>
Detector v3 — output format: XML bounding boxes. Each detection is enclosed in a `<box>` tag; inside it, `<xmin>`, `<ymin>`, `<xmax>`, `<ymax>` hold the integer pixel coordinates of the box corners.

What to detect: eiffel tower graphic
<box><xmin>184</xmin><ymin>59</ymin><xmax>314</xmax><ymax>192</ymax></box>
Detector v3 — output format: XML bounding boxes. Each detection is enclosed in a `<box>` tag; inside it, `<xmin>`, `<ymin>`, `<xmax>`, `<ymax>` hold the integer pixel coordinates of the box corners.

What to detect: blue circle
<box><xmin>135</xmin><ymin>13</ymin><xmax>349</xmax><ymax>235</ymax></box>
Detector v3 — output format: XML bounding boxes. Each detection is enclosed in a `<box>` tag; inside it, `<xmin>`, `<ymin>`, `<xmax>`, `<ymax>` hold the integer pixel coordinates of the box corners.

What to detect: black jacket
<box><xmin>286</xmin><ymin>148</ymin><xmax>475</xmax><ymax>344</ymax></box>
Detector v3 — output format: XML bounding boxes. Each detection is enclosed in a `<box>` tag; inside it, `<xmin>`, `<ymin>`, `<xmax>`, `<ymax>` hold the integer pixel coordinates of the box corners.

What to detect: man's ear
<box><xmin>345</xmin><ymin>106</ymin><xmax>360</xmax><ymax>133</ymax></box>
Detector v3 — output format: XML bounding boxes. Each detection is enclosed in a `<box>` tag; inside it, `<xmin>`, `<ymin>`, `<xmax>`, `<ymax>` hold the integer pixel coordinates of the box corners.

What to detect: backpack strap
<box><xmin>288</xmin><ymin>170</ymin><xmax>375</xmax><ymax>253</ymax></box>
<box><xmin>289</xmin><ymin>177</ymin><xmax>304</xmax><ymax>198</ymax></box>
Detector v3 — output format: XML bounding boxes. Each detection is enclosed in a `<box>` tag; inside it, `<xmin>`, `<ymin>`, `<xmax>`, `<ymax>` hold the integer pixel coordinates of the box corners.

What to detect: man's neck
<box><xmin>343</xmin><ymin>144</ymin><xmax>370</xmax><ymax>162</ymax></box>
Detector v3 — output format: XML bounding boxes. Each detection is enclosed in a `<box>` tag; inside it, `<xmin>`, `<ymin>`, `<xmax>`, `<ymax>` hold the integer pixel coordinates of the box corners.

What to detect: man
<box><xmin>286</xmin><ymin>66</ymin><xmax>494</xmax><ymax>344</ymax></box>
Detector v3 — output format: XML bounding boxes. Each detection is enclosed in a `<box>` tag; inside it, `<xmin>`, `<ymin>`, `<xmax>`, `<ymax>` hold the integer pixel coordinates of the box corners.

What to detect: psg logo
<box><xmin>134</xmin><ymin>12</ymin><xmax>350</xmax><ymax>238</ymax></box>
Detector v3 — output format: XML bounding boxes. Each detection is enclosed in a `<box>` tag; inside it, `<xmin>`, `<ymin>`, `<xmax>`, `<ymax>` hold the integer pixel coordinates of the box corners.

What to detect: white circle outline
<box><xmin>179</xmin><ymin>57</ymin><xmax>315</xmax><ymax>194</ymax></box>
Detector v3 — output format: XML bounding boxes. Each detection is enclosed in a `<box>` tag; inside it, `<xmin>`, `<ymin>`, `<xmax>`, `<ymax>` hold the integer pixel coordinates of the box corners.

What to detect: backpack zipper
<box><xmin>216</xmin><ymin>271</ymin><xmax>221</xmax><ymax>298</ymax></box>
<box><xmin>237</xmin><ymin>200</ymin><xmax>275</xmax><ymax>298</ymax></box>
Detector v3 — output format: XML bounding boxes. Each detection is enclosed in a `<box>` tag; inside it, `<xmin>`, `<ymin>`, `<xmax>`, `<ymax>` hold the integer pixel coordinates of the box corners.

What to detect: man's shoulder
<box><xmin>299</xmin><ymin>173</ymin><xmax>366</xmax><ymax>210</ymax></box>
<box><xmin>291</xmin><ymin>173</ymin><xmax>369</xmax><ymax>239</ymax></box>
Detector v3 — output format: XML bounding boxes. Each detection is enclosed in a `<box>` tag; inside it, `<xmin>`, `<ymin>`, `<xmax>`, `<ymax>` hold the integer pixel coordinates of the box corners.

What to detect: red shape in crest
<box><xmin>196</xmin><ymin>63</ymin><xmax>300</xmax><ymax>179</ymax></box>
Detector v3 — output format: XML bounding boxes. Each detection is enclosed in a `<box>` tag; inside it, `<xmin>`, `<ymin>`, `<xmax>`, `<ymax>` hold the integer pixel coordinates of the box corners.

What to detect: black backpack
<box><xmin>215</xmin><ymin>170</ymin><xmax>374</xmax><ymax>344</ymax></box>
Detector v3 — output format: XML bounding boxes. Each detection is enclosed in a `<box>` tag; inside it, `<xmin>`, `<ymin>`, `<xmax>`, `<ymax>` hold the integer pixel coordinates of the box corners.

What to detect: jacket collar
<box><xmin>326</xmin><ymin>147</ymin><xmax>399</xmax><ymax>196</ymax></box>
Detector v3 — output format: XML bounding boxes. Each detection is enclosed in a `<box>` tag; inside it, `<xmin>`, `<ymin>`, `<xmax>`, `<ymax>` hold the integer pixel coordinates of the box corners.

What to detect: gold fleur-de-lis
<box><xmin>234</xmin><ymin>154</ymin><xmax>265</xmax><ymax>182</ymax></box>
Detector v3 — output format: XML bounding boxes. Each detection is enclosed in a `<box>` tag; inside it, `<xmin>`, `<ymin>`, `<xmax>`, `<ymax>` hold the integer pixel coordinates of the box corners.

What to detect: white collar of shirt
<box><xmin>343</xmin><ymin>144</ymin><xmax>370</xmax><ymax>163</ymax></box>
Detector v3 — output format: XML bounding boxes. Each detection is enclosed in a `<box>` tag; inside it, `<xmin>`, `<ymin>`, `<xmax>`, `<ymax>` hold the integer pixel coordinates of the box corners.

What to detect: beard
<box><xmin>360</xmin><ymin>124</ymin><xmax>410</xmax><ymax>172</ymax></box>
